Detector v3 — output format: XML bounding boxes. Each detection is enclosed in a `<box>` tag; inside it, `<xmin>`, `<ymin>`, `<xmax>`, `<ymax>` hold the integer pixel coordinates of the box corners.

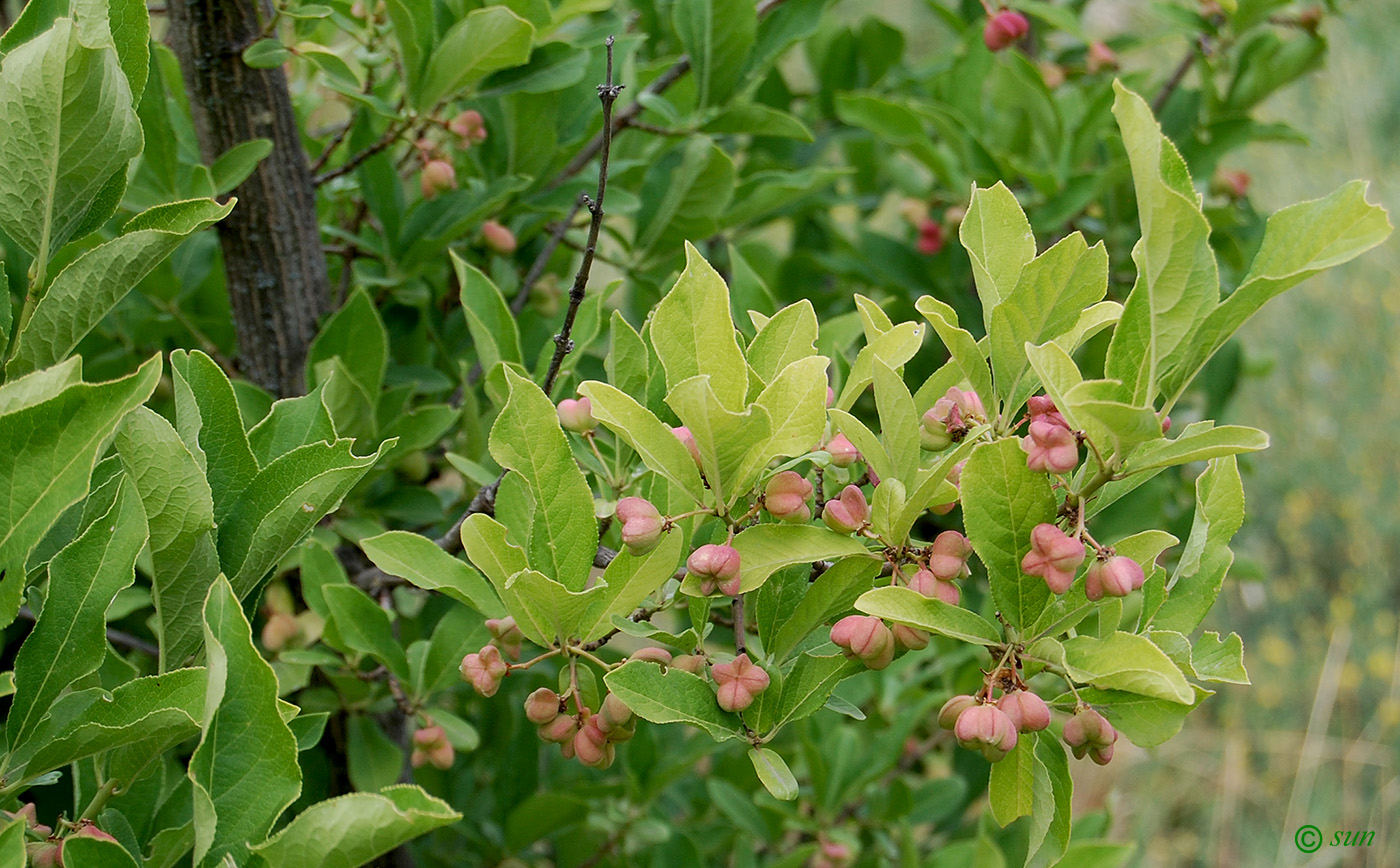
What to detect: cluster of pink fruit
<box><xmin>523</xmin><ymin>688</ymin><xmax>635</xmax><ymax>770</ymax></box>
<box><xmin>413</xmin><ymin>110</ymin><xmax>517</xmax><ymax>254</ymax></box>
<box><xmin>1022</xmin><ymin>523</ymin><xmax>1146</xmax><ymax>600</ymax></box>
<box><xmin>939</xmin><ymin>693</ymin><xmax>1118</xmax><ymax>765</ymax></box>
<box><xmin>826</xmin><ymin>531</ymin><xmax>974</xmax><ymax>665</ymax></box>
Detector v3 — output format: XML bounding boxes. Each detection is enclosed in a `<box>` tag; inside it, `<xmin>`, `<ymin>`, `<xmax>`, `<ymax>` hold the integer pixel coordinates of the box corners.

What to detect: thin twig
<box><xmin>542</xmin><ymin>36</ymin><xmax>623</xmax><ymax>398</ymax></box>
<box><xmin>509</xmin><ymin>197</ymin><xmax>589</xmax><ymax>315</ymax></box>
<box><xmin>542</xmin><ymin>0</ymin><xmax>790</xmax><ymax>192</ymax></box>
<box><xmin>314</xmin><ymin>118</ymin><xmax>407</xmax><ymax>186</ymax></box>
<box><xmin>352</xmin><ymin>36</ymin><xmax>626</xmax><ymax>595</ymax></box>
<box><xmin>1152</xmin><ymin>36</ymin><xmax>1207</xmax><ymax>115</ymax></box>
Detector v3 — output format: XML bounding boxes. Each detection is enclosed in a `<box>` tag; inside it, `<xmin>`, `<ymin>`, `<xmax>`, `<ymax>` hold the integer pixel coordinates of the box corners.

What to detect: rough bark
<box><xmin>166</xmin><ymin>0</ymin><xmax>330</xmax><ymax>397</ymax></box>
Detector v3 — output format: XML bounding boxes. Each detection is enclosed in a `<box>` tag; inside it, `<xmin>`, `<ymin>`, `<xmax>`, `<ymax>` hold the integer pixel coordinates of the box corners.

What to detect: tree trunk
<box><xmin>166</xmin><ymin>0</ymin><xmax>330</xmax><ymax>397</ymax></box>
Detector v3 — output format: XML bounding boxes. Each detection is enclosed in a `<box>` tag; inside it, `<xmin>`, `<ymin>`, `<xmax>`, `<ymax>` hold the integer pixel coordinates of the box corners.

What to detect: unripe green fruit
<box><xmin>938</xmin><ymin>694</ymin><xmax>979</xmax><ymax>731</ymax></box>
<box><xmin>525</xmin><ymin>688</ymin><xmax>562</xmax><ymax>725</ymax></box>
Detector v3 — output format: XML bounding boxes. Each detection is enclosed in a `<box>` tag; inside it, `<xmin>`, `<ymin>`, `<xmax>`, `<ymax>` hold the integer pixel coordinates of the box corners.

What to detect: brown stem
<box><xmin>542</xmin><ymin>37</ymin><xmax>623</xmax><ymax>398</ymax></box>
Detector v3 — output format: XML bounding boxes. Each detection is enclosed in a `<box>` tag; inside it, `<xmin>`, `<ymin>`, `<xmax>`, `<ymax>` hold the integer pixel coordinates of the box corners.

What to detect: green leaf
<box><xmin>577</xmin><ymin>380</ymin><xmax>707</xmax><ymax>503</ymax></box>
<box><xmin>500</xmin><ymin>568</ymin><xmax>597</xmax><ymax>645</ymax></box>
<box><xmin>989</xmin><ymin>233</ymin><xmax>1108</xmax><ymax>409</ymax></box>
<box><xmin>247</xmin><ymin>382</ymin><xmax>338</xmax><ymax>466</ymax></box>
<box><xmin>1121</xmin><ymin>425</ymin><xmax>1268</xmax><ymax>475</ymax></box>
<box><xmin>576</xmin><ymin>531</ymin><xmax>684</xmax><ymax>641</ymax></box>
<box><xmin>210</xmin><ymin>138</ymin><xmax>271</xmax><ymax>194</ymax></box>
<box><xmin>914</xmin><ymin>296</ymin><xmax>993</xmax><ymax>408</ymax></box>
<box><xmin>0</xmin><ymin>18</ymin><xmax>143</xmax><ymax>283</ymax></box>
<box><xmin>771</xmin><ymin>653</ymin><xmax>856</xmax><ymax>730</ymax></box>
<box><xmin>960</xmin><ymin>438</ymin><xmax>1058</xmax><ymax>633</ymax></box>
<box><xmin>872</xmin><ymin>358</ymin><xmax>920</xmax><ymax>486</ymax></box>
<box><xmin>603</xmin><ymin>660</ymin><xmax>743</xmax><ymax>742</ymax></box>
<box><xmin>170</xmin><ymin>350</ymin><xmax>259</xmax><ymax>526</ymax></box>
<box><xmin>827</xmin><ymin>409</ymin><xmax>891</xmax><ymax>483</ymax></box>
<box><xmin>666</xmin><ymin>374</ymin><xmax>771</xmax><ymax>509</ymax></box>
<box><xmin>360</xmin><ymin>531</ymin><xmax>505</xmax><ymax>617</ymax></box>
<box><xmin>682</xmin><ymin>524</ymin><xmax>871</xmax><ymax>597</ymax></box>
<box><xmin>752</xmin><ymin>355</ymin><xmax>829</xmax><ymax>460</ymax></box>
<box><xmin>0</xmin><ymin>819</ymin><xmax>23</xmax><ymax>868</ymax></box>
<box><xmin>0</xmin><ymin>355</ymin><xmax>158</xmax><ymax>602</ymax></box>
<box><xmin>1028</xmin><ymin>734</ymin><xmax>1072</xmax><ymax>867</ymax></box>
<box><xmin>7</xmin><ymin>477</ymin><xmax>146</xmax><ymax>749</ymax></box>
<box><xmin>60</xmin><ymin>836</ymin><xmax>140</xmax><ymax>868</ymax></box>
<box><xmin>703</xmin><ymin>103</ymin><xmax>812</xmax><ymax>140</ymax></box>
<box><xmin>1191</xmin><ymin>631</ymin><xmax>1249</xmax><ymax>684</ymax></box>
<box><xmin>836</xmin><ymin>321</ymin><xmax>923</xmax><ymax>410</ymax></box>
<box><xmin>636</xmin><ymin>139</ymin><xmax>736</xmax><ymax>258</ymax></box>
<box><xmin>1060</xmin><ymin>379</ymin><xmax>1162</xmax><ymax>459</ymax></box>
<box><xmin>770</xmin><ymin>556</ymin><xmax>880</xmax><ymax>661</ymax></box>
<box><xmin>651</xmin><ymin>242</ymin><xmax>750</xmax><ymax>411</ymax></box>
<box><xmin>115</xmin><ymin>407</ymin><xmax>221</xmax><ymax>671</ymax></box>
<box><xmin>251</xmin><ymin>785</ymin><xmax>460</xmax><ymax>867</ymax></box>
<box><xmin>1152</xmin><ymin>457</ymin><xmax>1244</xmax><ymax>633</ymax></box>
<box><xmin>1158</xmin><ymin>180</ymin><xmax>1391</xmax><ymax>407</ymax></box>
<box><xmin>891</xmin><ymin>437</ymin><xmax>981</xmax><ymax>541</ymax></box>
<box><xmin>307</xmin><ymin>287</ymin><xmax>388</xmax><ymax>428</ymax></box>
<box><xmin>383</xmin><ymin>0</ymin><xmax>433</xmax><ymax>91</ymax></box>
<box><xmin>416</xmin><ymin>6</ymin><xmax>534</xmax><ymax>109</ymax></box>
<box><xmin>217</xmin><ymin>437</ymin><xmax>391</xmax><ymax>601</ymax></box>
<box><xmin>746</xmin><ymin>300</ymin><xmax>818</xmax><ymax>384</ymax></box>
<box><xmin>8</xmin><ymin>197</ymin><xmax>232</xmax><ymax>376</ymax></box>
<box><xmin>23</xmin><ymin>669</ymin><xmax>204</xmax><ymax>783</ymax></box>
<box><xmin>190</xmin><ymin>577</ymin><xmax>301</xmax><ymax>868</ymax></box>
<box><xmin>241</xmin><ymin>38</ymin><xmax>290</xmax><ymax>68</ymax></box>
<box><xmin>604</xmin><ymin>311</ymin><xmax>649</xmax><ymax>399</ymax></box>
<box><xmin>323</xmin><ymin>584</ymin><xmax>411</xmax><ymax>679</ymax></box>
<box><xmin>959</xmin><ymin>182</ymin><xmax>1036</xmax><ymax>332</ymax></box>
<box><xmin>853</xmin><ymin>586</ymin><xmax>1001</xmax><ymax>645</ymax></box>
<box><xmin>1062</xmin><ymin>631</ymin><xmax>1194</xmax><ymax>704</ymax></box>
<box><xmin>748</xmin><ymin>747</ymin><xmax>797</xmax><ymax>801</ymax></box>
<box><xmin>673</xmin><ymin>0</ymin><xmax>756</xmax><ymax>108</ymax></box>
<box><xmin>453</xmin><ymin>250</ymin><xmax>522</xmax><ymax>370</ymax></box>
<box><xmin>1103</xmin><ymin>82</ymin><xmax>1219</xmax><ymax>404</ymax></box>
<box><xmin>988</xmin><ymin>735</ymin><xmax>1034</xmax><ymax>826</ymax></box>
<box><xmin>490</xmin><ymin>367</ymin><xmax>597</xmax><ymax>589</ymax></box>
